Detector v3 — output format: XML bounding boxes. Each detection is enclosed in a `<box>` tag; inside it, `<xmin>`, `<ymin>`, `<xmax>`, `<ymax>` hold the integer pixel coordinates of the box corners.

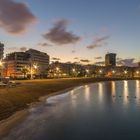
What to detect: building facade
<box><xmin>4</xmin><ymin>52</ymin><xmax>30</xmax><ymax>78</ymax></box>
<box><xmin>0</xmin><ymin>42</ymin><xmax>4</xmax><ymax>60</ymax></box>
<box><xmin>105</xmin><ymin>53</ymin><xmax>116</xmax><ymax>66</ymax></box>
<box><xmin>48</xmin><ymin>61</ymin><xmax>84</xmax><ymax>78</ymax></box>
<box><xmin>4</xmin><ymin>49</ymin><xmax>50</xmax><ymax>78</ymax></box>
<box><xmin>26</xmin><ymin>49</ymin><xmax>50</xmax><ymax>76</ymax></box>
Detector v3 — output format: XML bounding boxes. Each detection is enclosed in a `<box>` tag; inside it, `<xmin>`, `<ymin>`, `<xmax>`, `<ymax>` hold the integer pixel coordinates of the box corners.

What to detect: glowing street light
<box><xmin>136</xmin><ymin>71</ymin><xmax>139</xmax><ymax>74</ymax></box>
<box><xmin>0</xmin><ymin>61</ymin><xmax>2</xmax><ymax>66</ymax></box>
<box><xmin>33</xmin><ymin>64</ymin><xmax>38</xmax><ymax>69</ymax></box>
<box><xmin>55</xmin><ymin>67</ymin><xmax>60</xmax><ymax>78</ymax></box>
<box><xmin>86</xmin><ymin>69</ymin><xmax>89</xmax><ymax>73</ymax></box>
<box><xmin>30</xmin><ymin>63</ymin><xmax>39</xmax><ymax>79</ymax></box>
<box><xmin>56</xmin><ymin>67</ymin><xmax>60</xmax><ymax>71</ymax></box>
<box><xmin>99</xmin><ymin>70</ymin><xmax>103</xmax><ymax>74</ymax></box>
<box><xmin>124</xmin><ymin>70</ymin><xmax>128</xmax><ymax>74</ymax></box>
<box><xmin>112</xmin><ymin>70</ymin><xmax>115</xmax><ymax>74</ymax></box>
<box><xmin>72</xmin><ymin>68</ymin><xmax>76</xmax><ymax>72</ymax></box>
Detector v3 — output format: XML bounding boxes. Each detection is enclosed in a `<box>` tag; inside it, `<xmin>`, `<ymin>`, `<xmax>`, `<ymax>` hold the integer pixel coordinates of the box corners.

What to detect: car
<box><xmin>0</xmin><ymin>82</ymin><xmax>7</xmax><ymax>87</ymax></box>
<box><xmin>8</xmin><ymin>81</ymin><xmax>17</xmax><ymax>87</ymax></box>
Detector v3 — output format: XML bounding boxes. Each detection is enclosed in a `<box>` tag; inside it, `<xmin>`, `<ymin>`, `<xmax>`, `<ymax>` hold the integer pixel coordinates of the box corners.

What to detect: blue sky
<box><xmin>0</xmin><ymin>0</ymin><xmax>140</xmax><ymax>64</ymax></box>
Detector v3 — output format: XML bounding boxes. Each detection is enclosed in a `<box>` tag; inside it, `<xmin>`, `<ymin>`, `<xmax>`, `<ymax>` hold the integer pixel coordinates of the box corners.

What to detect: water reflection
<box><xmin>70</xmin><ymin>89</ymin><xmax>77</xmax><ymax>108</ymax></box>
<box><xmin>136</xmin><ymin>80</ymin><xmax>140</xmax><ymax>104</ymax></box>
<box><xmin>104</xmin><ymin>82</ymin><xmax>114</xmax><ymax>105</ymax></box>
<box><xmin>111</xmin><ymin>81</ymin><xmax>116</xmax><ymax>102</ymax></box>
<box><xmin>123</xmin><ymin>80</ymin><xmax>129</xmax><ymax>105</ymax></box>
<box><xmin>111</xmin><ymin>81</ymin><xmax>116</xmax><ymax>96</ymax></box>
<box><xmin>98</xmin><ymin>83</ymin><xmax>103</xmax><ymax>102</ymax></box>
<box><xmin>2</xmin><ymin>80</ymin><xmax>140</xmax><ymax>140</ymax></box>
<box><xmin>84</xmin><ymin>85</ymin><xmax>90</xmax><ymax>102</ymax></box>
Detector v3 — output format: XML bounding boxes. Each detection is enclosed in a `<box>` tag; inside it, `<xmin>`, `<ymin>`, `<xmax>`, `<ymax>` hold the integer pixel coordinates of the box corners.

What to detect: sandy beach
<box><xmin>0</xmin><ymin>77</ymin><xmax>140</xmax><ymax>138</ymax></box>
<box><xmin>0</xmin><ymin>77</ymin><xmax>139</xmax><ymax>122</ymax></box>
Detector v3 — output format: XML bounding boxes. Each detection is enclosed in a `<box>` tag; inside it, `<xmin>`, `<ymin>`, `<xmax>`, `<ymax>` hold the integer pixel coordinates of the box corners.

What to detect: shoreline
<box><xmin>0</xmin><ymin>83</ymin><xmax>87</xmax><ymax>138</ymax></box>
<box><xmin>0</xmin><ymin>87</ymin><xmax>77</xmax><ymax>138</ymax></box>
<box><xmin>0</xmin><ymin>77</ymin><xmax>140</xmax><ymax>137</ymax></box>
<box><xmin>0</xmin><ymin>77</ymin><xmax>140</xmax><ymax>121</ymax></box>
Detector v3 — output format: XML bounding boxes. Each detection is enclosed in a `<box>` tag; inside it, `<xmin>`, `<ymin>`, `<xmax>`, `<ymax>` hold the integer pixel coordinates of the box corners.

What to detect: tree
<box><xmin>21</xmin><ymin>67</ymin><xmax>29</xmax><ymax>79</ymax></box>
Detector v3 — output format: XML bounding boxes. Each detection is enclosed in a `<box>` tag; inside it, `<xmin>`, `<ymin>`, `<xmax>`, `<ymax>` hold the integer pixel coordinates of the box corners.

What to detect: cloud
<box><xmin>100</xmin><ymin>27</ymin><xmax>108</xmax><ymax>33</ymax></box>
<box><xmin>117</xmin><ymin>58</ymin><xmax>137</xmax><ymax>67</ymax></box>
<box><xmin>94</xmin><ymin>61</ymin><xmax>105</xmax><ymax>66</ymax></box>
<box><xmin>117</xmin><ymin>57</ymin><xmax>122</xmax><ymax>61</ymax></box>
<box><xmin>51</xmin><ymin>57</ymin><xmax>61</xmax><ymax>61</ymax></box>
<box><xmin>87</xmin><ymin>35</ymin><xmax>109</xmax><ymax>49</ymax></box>
<box><xmin>0</xmin><ymin>0</ymin><xmax>36</xmax><ymax>34</ymax></box>
<box><xmin>20</xmin><ymin>47</ymin><xmax>27</xmax><ymax>52</ymax></box>
<box><xmin>94</xmin><ymin>56</ymin><xmax>102</xmax><ymax>60</ymax></box>
<box><xmin>43</xmin><ymin>19</ymin><xmax>81</xmax><ymax>45</ymax></box>
<box><xmin>74</xmin><ymin>57</ymin><xmax>79</xmax><ymax>60</ymax></box>
<box><xmin>38</xmin><ymin>42</ymin><xmax>53</xmax><ymax>47</ymax></box>
<box><xmin>6</xmin><ymin>46</ymin><xmax>27</xmax><ymax>52</ymax></box>
<box><xmin>80</xmin><ymin>59</ymin><xmax>90</xmax><ymax>63</ymax></box>
<box><xmin>72</xmin><ymin>50</ymin><xmax>76</xmax><ymax>53</ymax></box>
<box><xmin>7</xmin><ymin>47</ymin><xmax>17</xmax><ymax>51</ymax></box>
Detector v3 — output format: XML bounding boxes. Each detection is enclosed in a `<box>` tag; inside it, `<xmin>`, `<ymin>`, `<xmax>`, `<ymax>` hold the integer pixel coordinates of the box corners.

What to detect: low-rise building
<box><xmin>4</xmin><ymin>52</ymin><xmax>30</xmax><ymax>78</ymax></box>
<box><xmin>26</xmin><ymin>49</ymin><xmax>50</xmax><ymax>77</ymax></box>
<box><xmin>48</xmin><ymin>61</ymin><xmax>84</xmax><ymax>78</ymax></box>
<box><xmin>4</xmin><ymin>49</ymin><xmax>50</xmax><ymax>79</ymax></box>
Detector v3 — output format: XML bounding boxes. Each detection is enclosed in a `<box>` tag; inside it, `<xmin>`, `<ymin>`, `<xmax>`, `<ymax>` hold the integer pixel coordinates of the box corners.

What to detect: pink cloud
<box><xmin>0</xmin><ymin>0</ymin><xmax>36</xmax><ymax>34</ymax></box>
<box><xmin>43</xmin><ymin>19</ymin><xmax>81</xmax><ymax>45</ymax></box>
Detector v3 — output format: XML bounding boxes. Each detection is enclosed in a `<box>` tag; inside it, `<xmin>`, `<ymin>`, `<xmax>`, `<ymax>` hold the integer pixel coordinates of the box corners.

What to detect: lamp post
<box><xmin>72</xmin><ymin>68</ymin><xmax>76</xmax><ymax>72</ymax></box>
<box><xmin>112</xmin><ymin>70</ymin><xmax>116</xmax><ymax>78</ymax></box>
<box><xmin>99</xmin><ymin>70</ymin><xmax>102</xmax><ymax>74</ymax></box>
<box><xmin>99</xmin><ymin>69</ymin><xmax>103</xmax><ymax>78</ymax></box>
<box><xmin>56</xmin><ymin>67</ymin><xmax>60</xmax><ymax>78</ymax></box>
<box><xmin>72</xmin><ymin>68</ymin><xmax>76</xmax><ymax>77</ymax></box>
<box><xmin>86</xmin><ymin>69</ymin><xmax>89</xmax><ymax>77</ymax></box>
<box><xmin>124</xmin><ymin>70</ymin><xmax>128</xmax><ymax>78</ymax></box>
<box><xmin>30</xmin><ymin>63</ymin><xmax>38</xmax><ymax>80</ymax></box>
<box><xmin>136</xmin><ymin>71</ymin><xmax>140</xmax><ymax>77</ymax></box>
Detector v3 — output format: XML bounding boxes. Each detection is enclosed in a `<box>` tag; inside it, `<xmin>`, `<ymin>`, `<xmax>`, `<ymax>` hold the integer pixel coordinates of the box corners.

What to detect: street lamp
<box><xmin>0</xmin><ymin>61</ymin><xmax>2</xmax><ymax>66</ymax></box>
<box><xmin>30</xmin><ymin>63</ymin><xmax>38</xmax><ymax>79</ymax></box>
<box><xmin>112</xmin><ymin>70</ymin><xmax>115</xmax><ymax>74</ymax></box>
<box><xmin>136</xmin><ymin>71</ymin><xmax>140</xmax><ymax>77</ymax></box>
<box><xmin>33</xmin><ymin>64</ymin><xmax>38</xmax><ymax>70</ymax></box>
<box><xmin>136</xmin><ymin>71</ymin><xmax>139</xmax><ymax>74</ymax></box>
<box><xmin>86</xmin><ymin>69</ymin><xmax>89</xmax><ymax>73</ymax></box>
<box><xmin>124</xmin><ymin>70</ymin><xmax>128</xmax><ymax>74</ymax></box>
<box><xmin>99</xmin><ymin>70</ymin><xmax>102</xmax><ymax>74</ymax></box>
<box><xmin>72</xmin><ymin>68</ymin><xmax>76</xmax><ymax>77</ymax></box>
<box><xmin>56</xmin><ymin>67</ymin><xmax>60</xmax><ymax>71</ymax></box>
<box><xmin>72</xmin><ymin>68</ymin><xmax>76</xmax><ymax>72</ymax></box>
<box><xmin>56</xmin><ymin>67</ymin><xmax>60</xmax><ymax>78</ymax></box>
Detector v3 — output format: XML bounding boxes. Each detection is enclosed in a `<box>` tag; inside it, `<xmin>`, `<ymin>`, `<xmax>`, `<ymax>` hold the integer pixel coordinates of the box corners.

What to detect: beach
<box><xmin>0</xmin><ymin>77</ymin><xmax>139</xmax><ymax>122</ymax></box>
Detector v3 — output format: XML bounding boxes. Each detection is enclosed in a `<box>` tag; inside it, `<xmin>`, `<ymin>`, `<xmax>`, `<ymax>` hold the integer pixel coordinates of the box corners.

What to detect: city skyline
<box><xmin>0</xmin><ymin>0</ymin><xmax>140</xmax><ymax>66</ymax></box>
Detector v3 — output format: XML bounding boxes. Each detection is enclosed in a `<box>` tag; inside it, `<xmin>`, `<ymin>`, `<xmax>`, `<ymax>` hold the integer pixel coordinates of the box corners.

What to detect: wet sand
<box><xmin>0</xmin><ymin>77</ymin><xmax>139</xmax><ymax>122</ymax></box>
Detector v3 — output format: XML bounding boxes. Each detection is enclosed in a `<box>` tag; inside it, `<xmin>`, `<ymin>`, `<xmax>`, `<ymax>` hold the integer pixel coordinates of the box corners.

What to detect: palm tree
<box><xmin>21</xmin><ymin>67</ymin><xmax>29</xmax><ymax>79</ymax></box>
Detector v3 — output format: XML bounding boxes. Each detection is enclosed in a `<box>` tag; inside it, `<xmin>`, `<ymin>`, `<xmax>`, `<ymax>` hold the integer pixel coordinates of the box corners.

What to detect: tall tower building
<box><xmin>105</xmin><ymin>53</ymin><xmax>116</xmax><ymax>66</ymax></box>
<box><xmin>0</xmin><ymin>42</ymin><xmax>4</xmax><ymax>60</ymax></box>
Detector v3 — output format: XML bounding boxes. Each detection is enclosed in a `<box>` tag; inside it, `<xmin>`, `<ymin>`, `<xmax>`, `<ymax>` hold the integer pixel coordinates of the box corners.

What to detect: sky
<box><xmin>0</xmin><ymin>0</ymin><xmax>140</xmax><ymax>66</ymax></box>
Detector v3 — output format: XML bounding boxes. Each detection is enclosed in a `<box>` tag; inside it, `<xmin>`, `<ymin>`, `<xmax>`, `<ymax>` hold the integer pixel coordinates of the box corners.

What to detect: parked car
<box><xmin>0</xmin><ymin>82</ymin><xmax>7</xmax><ymax>87</ymax></box>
